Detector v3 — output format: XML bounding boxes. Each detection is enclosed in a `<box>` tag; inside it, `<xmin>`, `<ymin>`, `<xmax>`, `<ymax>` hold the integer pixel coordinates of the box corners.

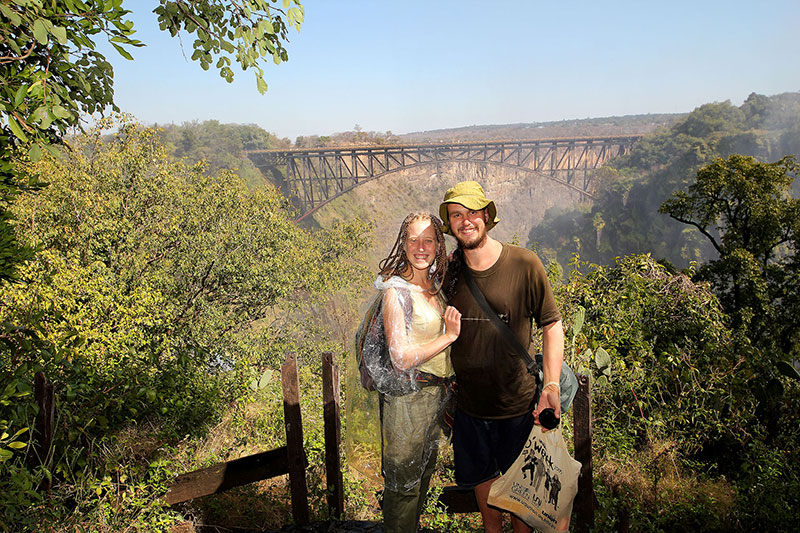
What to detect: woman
<box><xmin>374</xmin><ymin>212</ymin><xmax>461</xmax><ymax>533</ymax></box>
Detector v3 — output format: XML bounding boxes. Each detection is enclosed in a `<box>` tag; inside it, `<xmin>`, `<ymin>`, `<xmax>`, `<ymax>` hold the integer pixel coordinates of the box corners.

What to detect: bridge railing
<box><xmin>246</xmin><ymin>135</ymin><xmax>641</xmax><ymax>220</ymax></box>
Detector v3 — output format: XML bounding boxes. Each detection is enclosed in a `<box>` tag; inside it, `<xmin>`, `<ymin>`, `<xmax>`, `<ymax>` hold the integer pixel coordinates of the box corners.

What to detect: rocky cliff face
<box><xmin>311</xmin><ymin>160</ymin><xmax>585</xmax><ymax>269</ymax></box>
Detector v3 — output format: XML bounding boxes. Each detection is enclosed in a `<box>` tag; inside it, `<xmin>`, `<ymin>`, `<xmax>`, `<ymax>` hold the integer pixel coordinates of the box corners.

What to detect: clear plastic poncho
<box><xmin>347</xmin><ymin>275</ymin><xmax>454</xmax><ymax>493</ymax></box>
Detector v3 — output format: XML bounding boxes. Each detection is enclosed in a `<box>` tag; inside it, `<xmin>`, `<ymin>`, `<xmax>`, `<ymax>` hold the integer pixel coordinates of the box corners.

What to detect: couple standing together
<box><xmin>374</xmin><ymin>180</ymin><xmax>564</xmax><ymax>533</ymax></box>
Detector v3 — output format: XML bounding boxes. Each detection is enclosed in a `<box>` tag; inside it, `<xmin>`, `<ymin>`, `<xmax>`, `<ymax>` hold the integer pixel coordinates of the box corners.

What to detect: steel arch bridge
<box><xmin>245</xmin><ymin>135</ymin><xmax>641</xmax><ymax>221</ymax></box>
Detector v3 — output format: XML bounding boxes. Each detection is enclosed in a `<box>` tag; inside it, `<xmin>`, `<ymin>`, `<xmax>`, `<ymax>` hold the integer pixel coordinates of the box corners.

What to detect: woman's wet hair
<box><xmin>443</xmin><ymin>246</ymin><xmax>464</xmax><ymax>301</ymax></box>
<box><xmin>379</xmin><ymin>212</ymin><xmax>448</xmax><ymax>294</ymax></box>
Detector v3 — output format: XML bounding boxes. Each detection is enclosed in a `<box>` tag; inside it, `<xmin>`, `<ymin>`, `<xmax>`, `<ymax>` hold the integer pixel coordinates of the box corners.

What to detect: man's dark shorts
<box><xmin>452</xmin><ymin>407</ymin><xmax>535</xmax><ymax>487</ymax></box>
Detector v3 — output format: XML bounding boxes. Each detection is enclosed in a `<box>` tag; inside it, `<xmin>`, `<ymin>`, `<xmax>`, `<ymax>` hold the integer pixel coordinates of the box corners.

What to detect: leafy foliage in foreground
<box><xmin>0</xmin><ymin>118</ymin><xmax>370</xmax><ymax>530</ymax></box>
<box><xmin>558</xmin><ymin>255</ymin><xmax>745</xmax><ymax>458</ymax></box>
<box><xmin>554</xmin><ymin>254</ymin><xmax>799</xmax><ymax>531</ymax></box>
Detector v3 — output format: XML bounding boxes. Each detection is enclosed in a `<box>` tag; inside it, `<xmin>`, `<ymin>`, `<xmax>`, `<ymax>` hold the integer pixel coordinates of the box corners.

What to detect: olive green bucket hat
<box><xmin>439</xmin><ymin>180</ymin><xmax>499</xmax><ymax>235</ymax></box>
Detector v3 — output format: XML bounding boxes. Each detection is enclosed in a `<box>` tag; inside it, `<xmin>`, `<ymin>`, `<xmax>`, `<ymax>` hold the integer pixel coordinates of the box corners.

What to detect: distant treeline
<box><xmin>398</xmin><ymin>112</ymin><xmax>683</xmax><ymax>143</ymax></box>
<box><xmin>146</xmin><ymin>111</ymin><xmax>693</xmax><ymax>191</ymax></box>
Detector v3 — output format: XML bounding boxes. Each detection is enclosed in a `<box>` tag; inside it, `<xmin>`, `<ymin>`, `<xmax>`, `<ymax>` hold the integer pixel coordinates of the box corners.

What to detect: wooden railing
<box><xmin>162</xmin><ymin>352</ymin><xmax>341</xmax><ymax>525</ymax></box>
<box><xmin>30</xmin><ymin>354</ymin><xmax>593</xmax><ymax>529</ymax></box>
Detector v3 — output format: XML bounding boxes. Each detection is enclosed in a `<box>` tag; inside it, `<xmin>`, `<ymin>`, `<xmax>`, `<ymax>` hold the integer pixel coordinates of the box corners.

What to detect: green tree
<box><xmin>531</xmin><ymin>93</ymin><xmax>800</xmax><ymax>269</ymax></box>
<box><xmin>555</xmin><ymin>254</ymin><xmax>800</xmax><ymax>531</ymax></box>
<box><xmin>659</xmin><ymin>154</ymin><xmax>800</xmax><ymax>357</ymax></box>
<box><xmin>0</xmin><ymin>117</ymin><xmax>370</xmax><ymax>527</ymax></box>
<box><xmin>156</xmin><ymin>120</ymin><xmax>289</xmax><ymax>188</ymax></box>
<box><xmin>0</xmin><ymin>0</ymin><xmax>304</xmax><ymax>280</ymax></box>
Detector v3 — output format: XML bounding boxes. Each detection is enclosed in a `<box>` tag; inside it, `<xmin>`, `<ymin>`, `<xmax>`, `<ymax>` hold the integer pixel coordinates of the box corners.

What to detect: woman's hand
<box><xmin>443</xmin><ymin>305</ymin><xmax>461</xmax><ymax>341</ymax></box>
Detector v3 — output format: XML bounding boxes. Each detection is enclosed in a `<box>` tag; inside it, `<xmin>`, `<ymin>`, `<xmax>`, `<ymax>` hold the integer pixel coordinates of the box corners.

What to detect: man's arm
<box><xmin>534</xmin><ymin>320</ymin><xmax>565</xmax><ymax>423</ymax></box>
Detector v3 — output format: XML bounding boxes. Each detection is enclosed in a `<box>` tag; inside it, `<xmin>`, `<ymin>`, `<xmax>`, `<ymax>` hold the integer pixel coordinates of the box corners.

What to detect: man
<box><xmin>440</xmin><ymin>181</ymin><xmax>564</xmax><ymax>533</ymax></box>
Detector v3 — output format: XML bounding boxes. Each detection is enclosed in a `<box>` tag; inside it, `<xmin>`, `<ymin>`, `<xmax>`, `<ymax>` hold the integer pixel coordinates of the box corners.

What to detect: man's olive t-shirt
<box><xmin>447</xmin><ymin>243</ymin><xmax>561</xmax><ymax>419</ymax></box>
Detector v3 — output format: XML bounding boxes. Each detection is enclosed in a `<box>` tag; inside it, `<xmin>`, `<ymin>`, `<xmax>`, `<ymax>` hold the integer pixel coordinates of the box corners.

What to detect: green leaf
<box><xmin>111</xmin><ymin>42</ymin><xmax>133</xmax><ymax>60</ymax></box>
<box><xmin>287</xmin><ymin>7</ymin><xmax>304</xmax><ymax>25</ymax></box>
<box><xmin>7</xmin><ymin>116</ymin><xmax>28</xmax><ymax>142</ymax></box>
<box><xmin>256</xmin><ymin>76</ymin><xmax>268</xmax><ymax>94</ymax></box>
<box><xmin>7</xmin><ymin>441</ymin><xmax>27</xmax><ymax>449</ymax></box>
<box><xmin>777</xmin><ymin>361</ymin><xmax>800</xmax><ymax>382</ymax></box>
<box><xmin>40</xmin><ymin>111</ymin><xmax>53</xmax><ymax>130</ymax></box>
<box><xmin>51</xmin><ymin>105</ymin><xmax>70</xmax><ymax>119</ymax></box>
<box><xmin>13</xmin><ymin>85</ymin><xmax>27</xmax><ymax>107</ymax></box>
<box><xmin>33</xmin><ymin>19</ymin><xmax>49</xmax><ymax>44</ymax></box>
<box><xmin>0</xmin><ymin>449</ymin><xmax>12</xmax><ymax>461</ymax></box>
<box><xmin>572</xmin><ymin>306</ymin><xmax>585</xmax><ymax>337</ymax></box>
<box><xmin>595</xmin><ymin>346</ymin><xmax>611</xmax><ymax>376</ymax></box>
<box><xmin>258</xmin><ymin>369</ymin><xmax>273</xmax><ymax>389</ymax></box>
<box><xmin>28</xmin><ymin>143</ymin><xmax>42</xmax><ymax>162</ymax></box>
<box><xmin>0</xmin><ymin>3</ymin><xmax>21</xmax><ymax>26</ymax></box>
<box><xmin>50</xmin><ymin>24</ymin><xmax>68</xmax><ymax>45</ymax></box>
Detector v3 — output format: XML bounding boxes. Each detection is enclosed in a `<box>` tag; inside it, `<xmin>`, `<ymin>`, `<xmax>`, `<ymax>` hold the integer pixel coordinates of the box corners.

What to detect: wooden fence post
<box><xmin>573</xmin><ymin>374</ymin><xmax>594</xmax><ymax>531</ymax></box>
<box><xmin>322</xmin><ymin>352</ymin><xmax>344</xmax><ymax>518</ymax></box>
<box><xmin>281</xmin><ymin>352</ymin><xmax>310</xmax><ymax>526</ymax></box>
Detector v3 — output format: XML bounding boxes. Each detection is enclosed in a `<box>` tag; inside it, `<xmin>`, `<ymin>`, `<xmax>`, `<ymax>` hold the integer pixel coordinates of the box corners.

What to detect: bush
<box><xmin>552</xmin><ymin>253</ymin><xmax>800</xmax><ymax>530</ymax></box>
<box><xmin>0</xmin><ymin>117</ymin><xmax>371</xmax><ymax>529</ymax></box>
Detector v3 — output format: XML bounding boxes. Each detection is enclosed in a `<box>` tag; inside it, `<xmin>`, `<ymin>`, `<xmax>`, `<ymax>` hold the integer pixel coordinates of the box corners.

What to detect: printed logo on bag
<box><xmin>487</xmin><ymin>424</ymin><xmax>581</xmax><ymax>532</ymax></box>
<box><xmin>511</xmin><ymin>433</ymin><xmax>567</xmax><ymax>526</ymax></box>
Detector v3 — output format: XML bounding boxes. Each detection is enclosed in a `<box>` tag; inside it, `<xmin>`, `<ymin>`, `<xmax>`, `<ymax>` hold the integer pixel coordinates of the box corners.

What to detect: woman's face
<box><xmin>404</xmin><ymin>218</ymin><xmax>438</xmax><ymax>272</ymax></box>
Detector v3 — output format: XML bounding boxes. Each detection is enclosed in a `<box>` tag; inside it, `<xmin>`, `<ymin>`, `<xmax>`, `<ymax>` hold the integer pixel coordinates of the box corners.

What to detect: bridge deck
<box><xmin>246</xmin><ymin>135</ymin><xmax>642</xmax><ymax>221</ymax></box>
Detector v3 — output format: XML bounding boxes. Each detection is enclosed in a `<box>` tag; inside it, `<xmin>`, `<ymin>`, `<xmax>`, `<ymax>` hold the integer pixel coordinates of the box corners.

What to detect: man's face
<box><xmin>447</xmin><ymin>203</ymin><xmax>488</xmax><ymax>249</ymax></box>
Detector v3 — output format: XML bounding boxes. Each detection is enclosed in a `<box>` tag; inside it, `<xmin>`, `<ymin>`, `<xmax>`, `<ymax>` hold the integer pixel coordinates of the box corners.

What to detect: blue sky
<box><xmin>106</xmin><ymin>1</ymin><xmax>800</xmax><ymax>140</ymax></box>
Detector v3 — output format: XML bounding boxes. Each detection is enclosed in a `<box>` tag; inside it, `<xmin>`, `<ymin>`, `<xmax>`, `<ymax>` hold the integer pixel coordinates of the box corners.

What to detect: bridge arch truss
<box><xmin>246</xmin><ymin>136</ymin><xmax>640</xmax><ymax>221</ymax></box>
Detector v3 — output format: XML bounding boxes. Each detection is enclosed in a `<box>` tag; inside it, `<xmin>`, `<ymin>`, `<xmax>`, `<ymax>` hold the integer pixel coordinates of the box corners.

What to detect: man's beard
<box><xmin>458</xmin><ymin>227</ymin><xmax>488</xmax><ymax>250</ymax></box>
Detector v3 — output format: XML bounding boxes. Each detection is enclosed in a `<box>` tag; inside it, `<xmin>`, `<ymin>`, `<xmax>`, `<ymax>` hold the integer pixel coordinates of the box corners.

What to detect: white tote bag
<box><xmin>487</xmin><ymin>424</ymin><xmax>582</xmax><ymax>532</ymax></box>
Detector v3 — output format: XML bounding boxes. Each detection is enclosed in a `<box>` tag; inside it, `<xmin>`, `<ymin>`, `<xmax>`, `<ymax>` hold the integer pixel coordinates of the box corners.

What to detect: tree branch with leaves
<box><xmin>0</xmin><ymin>0</ymin><xmax>303</xmax><ymax>280</ymax></box>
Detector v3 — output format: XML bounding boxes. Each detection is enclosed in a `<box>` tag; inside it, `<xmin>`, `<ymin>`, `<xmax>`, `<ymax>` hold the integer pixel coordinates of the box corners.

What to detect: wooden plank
<box><xmin>282</xmin><ymin>352</ymin><xmax>310</xmax><ymax>525</ymax></box>
<box><xmin>437</xmin><ymin>485</ymin><xmax>479</xmax><ymax>513</ymax></box>
<box><xmin>322</xmin><ymin>352</ymin><xmax>344</xmax><ymax>518</ymax></box>
<box><xmin>164</xmin><ymin>446</ymin><xmax>290</xmax><ymax>505</ymax></box>
<box><xmin>573</xmin><ymin>374</ymin><xmax>594</xmax><ymax>532</ymax></box>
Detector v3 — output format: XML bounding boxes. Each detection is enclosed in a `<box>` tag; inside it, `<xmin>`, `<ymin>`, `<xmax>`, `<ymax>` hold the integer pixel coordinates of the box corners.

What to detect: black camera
<box><xmin>539</xmin><ymin>408</ymin><xmax>560</xmax><ymax>429</ymax></box>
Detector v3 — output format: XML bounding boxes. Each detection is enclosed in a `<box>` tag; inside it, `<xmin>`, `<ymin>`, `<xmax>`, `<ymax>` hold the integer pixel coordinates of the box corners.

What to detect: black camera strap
<box><xmin>463</xmin><ymin>267</ymin><xmax>538</xmax><ymax>376</ymax></box>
